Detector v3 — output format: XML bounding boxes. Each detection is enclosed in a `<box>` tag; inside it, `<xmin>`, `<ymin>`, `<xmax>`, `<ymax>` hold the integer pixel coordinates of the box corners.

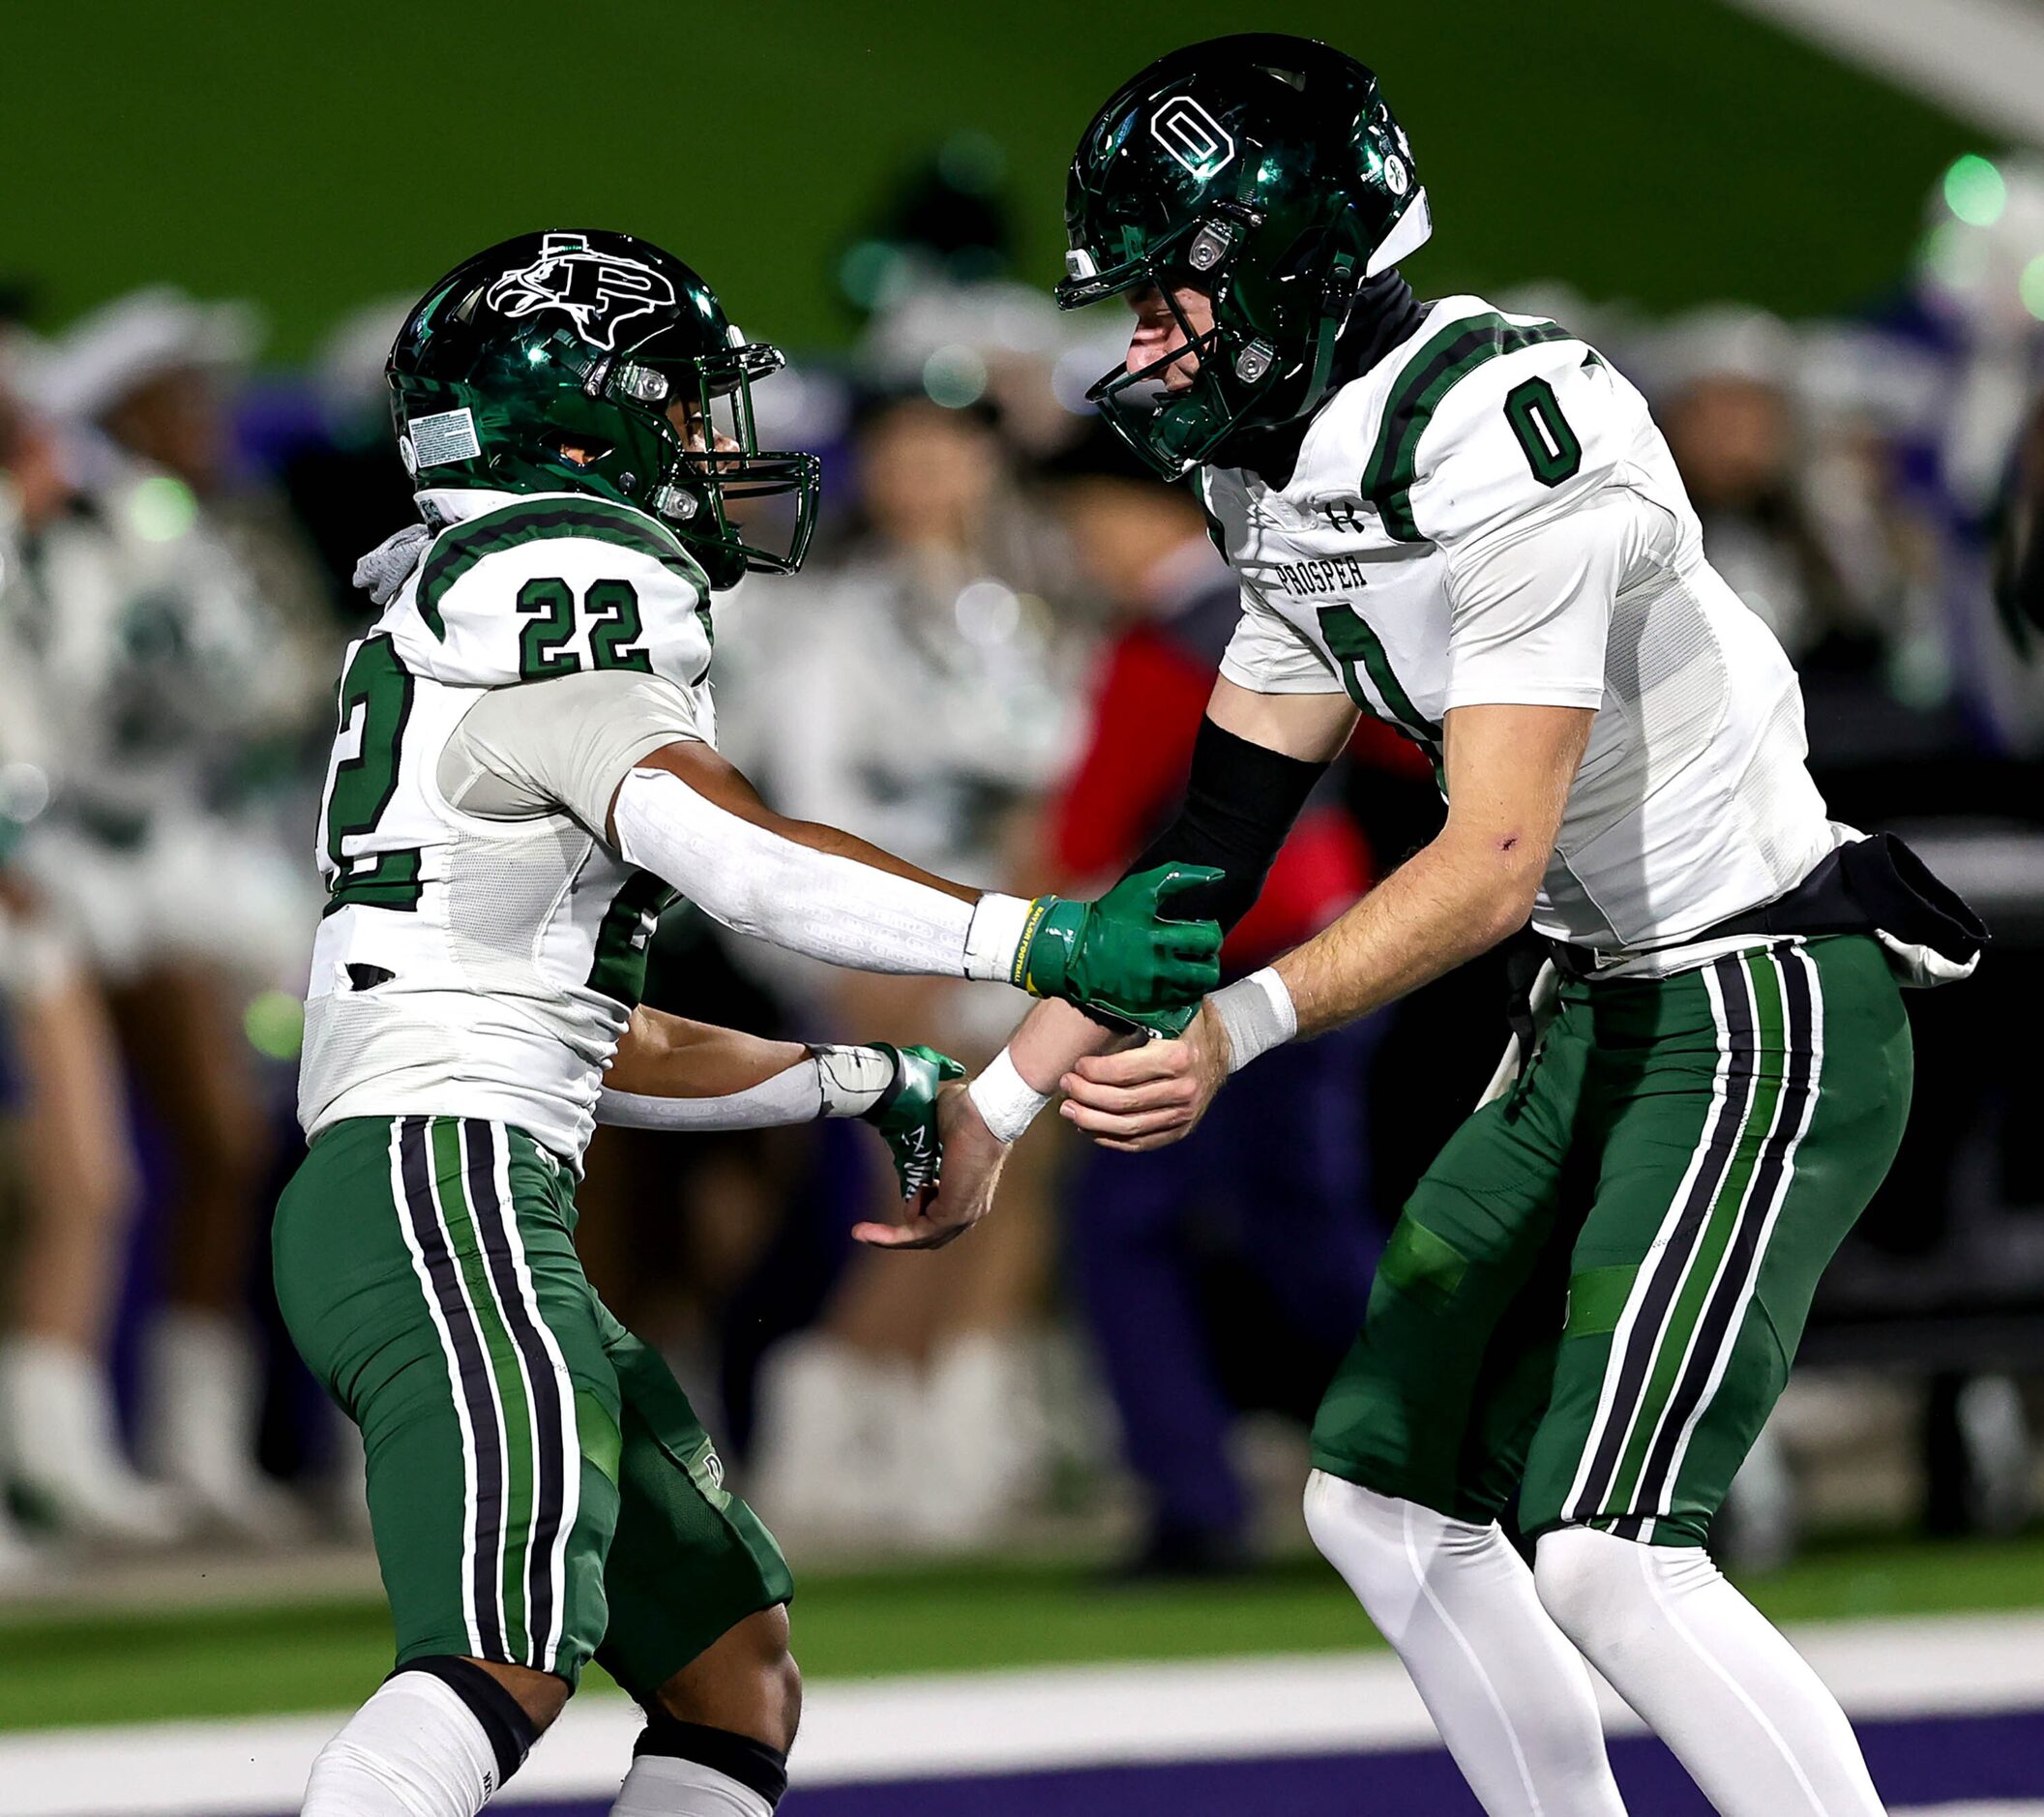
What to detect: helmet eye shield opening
<box><xmin>644</xmin><ymin>353</ymin><xmax>819</xmax><ymax>581</ymax></box>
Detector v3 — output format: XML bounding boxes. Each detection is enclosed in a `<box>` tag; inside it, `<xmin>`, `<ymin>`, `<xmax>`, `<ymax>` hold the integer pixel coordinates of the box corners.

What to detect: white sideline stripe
<box><xmin>6</xmin><ymin>1612</ymin><xmax>2044</xmax><ymax>1815</ymax></box>
<box><xmin>1718</xmin><ymin>0</ymin><xmax>2044</xmax><ymax>144</ymax></box>
<box><xmin>1900</xmin><ymin>1806</ymin><xmax>2044</xmax><ymax>1816</ymax></box>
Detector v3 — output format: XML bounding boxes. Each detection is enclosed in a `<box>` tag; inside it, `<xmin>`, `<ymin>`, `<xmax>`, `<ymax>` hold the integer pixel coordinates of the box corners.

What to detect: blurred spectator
<box><xmin>835</xmin><ymin>133</ymin><xmax>1015</xmax><ymax>325</ymax></box>
<box><xmin>859</xmin><ymin>277</ymin><xmax>1089</xmax><ymax>461</ymax></box>
<box><xmin>721</xmin><ymin>386</ymin><xmax>1090</xmax><ymax>1546</ymax></box>
<box><xmin>0</xmin><ymin>289</ymin><xmax>327</xmax><ymax>1542</ymax></box>
<box><xmin>1998</xmin><ymin>389</ymin><xmax>2044</xmax><ymax>652</ymax></box>
<box><xmin>267</xmin><ymin>296</ymin><xmax>421</xmax><ymax>624</ymax></box>
<box><xmin>1646</xmin><ymin>307</ymin><xmax>1884</xmax><ymax>666</ymax></box>
<box><xmin>1841</xmin><ymin>153</ymin><xmax>2044</xmax><ymax>751</ymax></box>
<box><xmin>1039</xmin><ymin>422</ymin><xmax>1386</xmax><ymax>1573</ymax></box>
<box><xmin>0</xmin><ymin>332</ymin><xmax>187</xmax><ymax>1550</ymax></box>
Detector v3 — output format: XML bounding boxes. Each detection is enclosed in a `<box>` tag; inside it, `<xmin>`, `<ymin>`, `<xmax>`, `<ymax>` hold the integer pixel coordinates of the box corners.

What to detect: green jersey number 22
<box><xmin>323</xmin><ymin>636</ymin><xmax>422</xmax><ymax>915</ymax></box>
<box><xmin>321</xmin><ymin>581</ymin><xmax>657</xmax><ymax>914</ymax></box>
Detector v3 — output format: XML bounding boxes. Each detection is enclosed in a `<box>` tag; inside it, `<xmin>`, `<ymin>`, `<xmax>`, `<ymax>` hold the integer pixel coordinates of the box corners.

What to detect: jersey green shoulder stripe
<box><xmin>1362</xmin><ymin>313</ymin><xmax>1577</xmax><ymax>543</ymax></box>
<box><xmin>415</xmin><ymin>498</ymin><xmax>709</xmax><ymax>640</ymax></box>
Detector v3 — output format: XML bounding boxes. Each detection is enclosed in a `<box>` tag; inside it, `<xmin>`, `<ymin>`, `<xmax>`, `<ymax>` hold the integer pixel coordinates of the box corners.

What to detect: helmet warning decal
<box><xmin>407</xmin><ymin>406</ymin><xmax>481</xmax><ymax>469</ymax></box>
<box><xmin>1149</xmin><ymin>97</ymin><xmax>1235</xmax><ymax>181</ymax></box>
<box><xmin>487</xmin><ymin>232</ymin><xmax>678</xmax><ymax>350</ymax></box>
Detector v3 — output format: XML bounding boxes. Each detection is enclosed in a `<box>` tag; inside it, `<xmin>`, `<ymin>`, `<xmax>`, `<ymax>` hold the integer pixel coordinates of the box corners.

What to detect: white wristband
<box><xmin>1208</xmin><ymin>967</ymin><xmax>1296</xmax><ymax>1075</ymax></box>
<box><xmin>963</xmin><ymin>892</ymin><xmax>1036</xmax><ymax>984</ymax></box>
<box><xmin>965</xmin><ymin>1047</ymin><xmax>1051</xmax><ymax>1145</ymax></box>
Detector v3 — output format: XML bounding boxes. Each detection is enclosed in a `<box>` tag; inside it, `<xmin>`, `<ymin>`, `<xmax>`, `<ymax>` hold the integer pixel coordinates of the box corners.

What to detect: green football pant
<box><xmin>1311</xmin><ymin>935</ymin><xmax>1912</xmax><ymax>1545</ymax></box>
<box><xmin>273</xmin><ymin>1115</ymin><xmax>791</xmax><ymax>1691</ymax></box>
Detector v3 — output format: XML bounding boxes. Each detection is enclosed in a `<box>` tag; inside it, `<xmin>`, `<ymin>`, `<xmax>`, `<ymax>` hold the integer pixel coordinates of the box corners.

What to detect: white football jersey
<box><xmin>1204</xmin><ymin>295</ymin><xmax>1843</xmax><ymax>957</ymax></box>
<box><xmin>299</xmin><ymin>488</ymin><xmax>715</xmax><ymax>1160</ymax></box>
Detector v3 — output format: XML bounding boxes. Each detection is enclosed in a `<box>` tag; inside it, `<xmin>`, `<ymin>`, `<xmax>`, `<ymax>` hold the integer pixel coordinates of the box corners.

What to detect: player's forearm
<box><xmin>608</xmin><ymin>767</ymin><xmax>1221</xmax><ymax>1020</ymax></box>
<box><xmin>599</xmin><ymin>1007</ymin><xmax>898</xmax><ymax>1131</ymax></box>
<box><xmin>962</xmin><ymin>998</ymin><xmax>1139</xmax><ymax>1147</ymax></box>
<box><xmin>1271</xmin><ymin>830</ymin><xmax>1539</xmax><ymax>1039</ymax></box>
<box><xmin>609</xmin><ymin>766</ymin><xmax>1031</xmax><ymax>980</ymax></box>
<box><xmin>1006</xmin><ymin>997</ymin><xmax>1134</xmax><ymax>1093</ymax></box>
<box><xmin>604</xmin><ymin>1006</ymin><xmax>811</xmax><ymax>1099</ymax></box>
<box><xmin>767</xmin><ymin>814</ymin><xmax>978</xmax><ymax>904</ymax></box>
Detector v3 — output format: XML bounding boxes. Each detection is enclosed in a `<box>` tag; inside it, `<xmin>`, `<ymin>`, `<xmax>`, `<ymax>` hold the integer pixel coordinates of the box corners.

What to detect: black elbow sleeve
<box><xmin>1128</xmin><ymin>719</ymin><xmax>1328</xmax><ymax>935</ymax></box>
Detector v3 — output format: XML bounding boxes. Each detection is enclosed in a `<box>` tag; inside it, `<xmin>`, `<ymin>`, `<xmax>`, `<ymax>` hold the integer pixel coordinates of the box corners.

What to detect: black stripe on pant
<box><xmin>399</xmin><ymin>1115</ymin><xmax>507</xmax><ymax>1660</ymax></box>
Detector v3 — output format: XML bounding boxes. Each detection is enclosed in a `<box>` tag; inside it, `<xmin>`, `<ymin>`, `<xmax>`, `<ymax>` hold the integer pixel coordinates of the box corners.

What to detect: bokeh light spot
<box><xmin>244</xmin><ymin>989</ymin><xmax>305</xmax><ymax>1060</ymax></box>
<box><xmin>1944</xmin><ymin>154</ymin><xmax>2007</xmax><ymax>227</ymax></box>
<box><xmin>130</xmin><ymin>474</ymin><xmax>198</xmax><ymax>543</ymax></box>
<box><xmin>922</xmin><ymin>344</ymin><xmax>988</xmax><ymax>409</ymax></box>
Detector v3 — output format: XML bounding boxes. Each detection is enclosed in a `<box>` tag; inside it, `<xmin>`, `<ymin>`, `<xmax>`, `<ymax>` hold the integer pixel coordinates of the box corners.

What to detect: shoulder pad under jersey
<box><xmin>1358</xmin><ymin>301</ymin><xmax>1630</xmax><ymax>549</ymax></box>
<box><xmin>381</xmin><ymin>493</ymin><xmax>714</xmax><ymax>690</ymax></box>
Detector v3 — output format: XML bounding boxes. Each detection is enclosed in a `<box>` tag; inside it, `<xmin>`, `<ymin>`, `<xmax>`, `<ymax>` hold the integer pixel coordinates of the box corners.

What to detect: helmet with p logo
<box><xmin>387</xmin><ymin>230</ymin><xmax>820</xmax><ymax>589</ymax></box>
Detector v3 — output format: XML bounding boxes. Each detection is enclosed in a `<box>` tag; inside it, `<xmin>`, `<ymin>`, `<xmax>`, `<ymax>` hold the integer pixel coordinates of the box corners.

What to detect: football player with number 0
<box><xmin>933</xmin><ymin>36</ymin><xmax>1988</xmax><ymax>1817</ymax></box>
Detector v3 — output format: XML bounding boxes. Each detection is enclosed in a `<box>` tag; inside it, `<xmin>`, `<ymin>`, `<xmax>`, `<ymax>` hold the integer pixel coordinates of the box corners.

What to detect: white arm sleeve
<box><xmin>597</xmin><ymin>1042</ymin><xmax>897</xmax><ymax>1131</ymax></box>
<box><xmin>438</xmin><ymin>668</ymin><xmax>709</xmax><ymax>831</ymax></box>
<box><xmin>1441</xmin><ymin>491</ymin><xmax>1632</xmax><ymax>713</ymax></box>
<box><xmin>600</xmin><ymin>1062</ymin><xmax>824</xmax><ymax>1131</ymax></box>
<box><xmin>610</xmin><ymin>765</ymin><xmax>1035</xmax><ymax>980</ymax></box>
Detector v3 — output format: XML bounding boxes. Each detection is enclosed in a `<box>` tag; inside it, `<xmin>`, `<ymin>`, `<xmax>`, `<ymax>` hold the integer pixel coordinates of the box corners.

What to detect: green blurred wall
<box><xmin>2</xmin><ymin>0</ymin><xmax>1981</xmax><ymax>357</ymax></box>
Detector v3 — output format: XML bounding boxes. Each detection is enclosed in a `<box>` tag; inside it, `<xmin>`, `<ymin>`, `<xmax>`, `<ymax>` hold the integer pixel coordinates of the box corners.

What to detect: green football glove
<box><xmin>1011</xmin><ymin>864</ymin><xmax>1224</xmax><ymax>1020</ymax></box>
<box><xmin>1097</xmin><ymin>998</ymin><xmax>1200</xmax><ymax>1039</ymax></box>
<box><xmin>860</xmin><ymin>1042</ymin><xmax>966</xmax><ymax>1200</ymax></box>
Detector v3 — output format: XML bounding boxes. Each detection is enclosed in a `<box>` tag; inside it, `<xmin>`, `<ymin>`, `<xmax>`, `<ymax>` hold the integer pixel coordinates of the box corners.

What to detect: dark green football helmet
<box><xmin>1055</xmin><ymin>36</ymin><xmax>1432</xmax><ymax>477</ymax></box>
<box><xmin>388</xmin><ymin>230</ymin><xmax>820</xmax><ymax>588</ymax></box>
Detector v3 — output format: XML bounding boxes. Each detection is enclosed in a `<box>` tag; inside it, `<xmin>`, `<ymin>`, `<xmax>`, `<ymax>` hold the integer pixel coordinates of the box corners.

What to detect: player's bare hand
<box><xmin>1059</xmin><ymin>998</ymin><xmax>1228</xmax><ymax>1151</ymax></box>
<box><xmin>853</xmin><ymin>1082</ymin><xmax>1008</xmax><ymax>1250</ymax></box>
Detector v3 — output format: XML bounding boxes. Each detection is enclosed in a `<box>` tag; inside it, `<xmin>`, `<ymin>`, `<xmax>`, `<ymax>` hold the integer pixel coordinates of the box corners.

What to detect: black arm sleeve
<box><xmin>1127</xmin><ymin>716</ymin><xmax>1329</xmax><ymax>934</ymax></box>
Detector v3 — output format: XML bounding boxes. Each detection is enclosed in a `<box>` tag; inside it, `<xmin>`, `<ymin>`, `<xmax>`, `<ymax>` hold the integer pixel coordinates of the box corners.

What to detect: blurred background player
<box><xmin>1</xmin><ymin>288</ymin><xmax>325</xmax><ymax>1542</ymax></box>
<box><xmin>0</xmin><ymin>322</ymin><xmax>193</xmax><ymax>1547</ymax></box>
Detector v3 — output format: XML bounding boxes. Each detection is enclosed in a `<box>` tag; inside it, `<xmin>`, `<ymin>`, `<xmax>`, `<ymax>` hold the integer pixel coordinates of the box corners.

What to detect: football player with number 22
<box><xmin>275</xmin><ymin>231</ymin><xmax>1222</xmax><ymax>1816</ymax></box>
<box><xmin>932</xmin><ymin>34</ymin><xmax>1989</xmax><ymax>1817</ymax></box>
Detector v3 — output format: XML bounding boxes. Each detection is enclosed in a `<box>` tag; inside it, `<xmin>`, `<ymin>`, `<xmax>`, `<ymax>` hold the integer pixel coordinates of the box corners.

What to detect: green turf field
<box><xmin>7</xmin><ymin>1534</ymin><xmax>2043</xmax><ymax>1732</ymax></box>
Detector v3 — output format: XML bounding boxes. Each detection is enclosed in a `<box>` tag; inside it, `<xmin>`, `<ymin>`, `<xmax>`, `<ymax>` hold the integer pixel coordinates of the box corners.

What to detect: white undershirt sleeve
<box><xmin>599</xmin><ymin>1062</ymin><xmax>825</xmax><ymax>1131</ymax></box>
<box><xmin>596</xmin><ymin>1043</ymin><xmax>896</xmax><ymax>1131</ymax></box>
<box><xmin>610</xmin><ymin>765</ymin><xmax>1032</xmax><ymax>981</ymax></box>
<box><xmin>1441</xmin><ymin>491</ymin><xmax>1637</xmax><ymax>713</ymax></box>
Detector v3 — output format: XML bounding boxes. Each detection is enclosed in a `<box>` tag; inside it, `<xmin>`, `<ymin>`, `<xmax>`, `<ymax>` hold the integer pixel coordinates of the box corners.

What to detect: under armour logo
<box><xmin>487</xmin><ymin>233</ymin><xmax>676</xmax><ymax>350</ymax></box>
<box><xmin>1150</xmin><ymin>96</ymin><xmax>1235</xmax><ymax>181</ymax></box>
